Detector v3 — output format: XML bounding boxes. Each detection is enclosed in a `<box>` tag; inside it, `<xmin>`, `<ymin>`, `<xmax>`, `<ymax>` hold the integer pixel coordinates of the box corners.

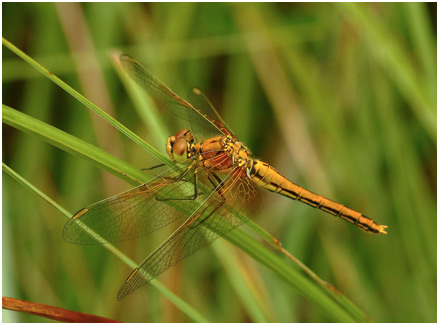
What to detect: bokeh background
<box><xmin>2</xmin><ymin>2</ymin><xmax>436</xmax><ymax>322</ymax></box>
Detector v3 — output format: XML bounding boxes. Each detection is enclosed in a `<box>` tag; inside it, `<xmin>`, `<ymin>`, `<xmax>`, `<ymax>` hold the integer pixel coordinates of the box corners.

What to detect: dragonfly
<box><xmin>63</xmin><ymin>54</ymin><xmax>388</xmax><ymax>301</ymax></box>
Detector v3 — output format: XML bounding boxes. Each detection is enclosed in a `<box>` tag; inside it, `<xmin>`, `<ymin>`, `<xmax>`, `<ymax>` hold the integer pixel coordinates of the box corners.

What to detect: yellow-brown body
<box><xmin>249</xmin><ymin>161</ymin><xmax>386</xmax><ymax>234</ymax></box>
<box><xmin>167</xmin><ymin>131</ymin><xmax>387</xmax><ymax>234</ymax></box>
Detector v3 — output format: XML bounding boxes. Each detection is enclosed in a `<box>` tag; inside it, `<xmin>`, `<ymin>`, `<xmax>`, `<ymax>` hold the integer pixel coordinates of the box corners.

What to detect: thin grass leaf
<box><xmin>337</xmin><ymin>3</ymin><xmax>436</xmax><ymax>142</ymax></box>
<box><xmin>223</xmin><ymin>228</ymin><xmax>361</xmax><ymax>323</ymax></box>
<box><xmin>110</xmin><ymin>51</ymin><xmax>169</xmax><ymax>148</ymax></box>
<box><xmin>2</xmin><ymin>37</ymin><xmax>167</xmax><ymax>165</ymax></box>
<box><xmin>2</xmin><ymin>106</ymin><xmax>208</xmax><ymax>321</ymax></box>
<box><xmin>3</xmin><ymin>105</ymin><xmax>146</xmax><ymax>186</ymax></box>
<box><xmin>402</xmin><ymin>3</ymin><xmax>436</xmax><ymax>84</ymax></box>
<box><xmin>212</xmin><ymin>242</ymin><xmax>272</xmax><ymax>322</ymax></box>
<box><xmin>2</xmin><ymin>162</ymin><xmax>209</xmax><ymax>323</ymax></box>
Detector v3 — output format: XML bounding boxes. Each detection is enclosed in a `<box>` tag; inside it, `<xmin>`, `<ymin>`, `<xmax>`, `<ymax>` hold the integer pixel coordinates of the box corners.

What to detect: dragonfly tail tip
<box><xmin>378</xmin><ymin>225</ymin><xmax>388</xmax><ymax>234</ymax></box>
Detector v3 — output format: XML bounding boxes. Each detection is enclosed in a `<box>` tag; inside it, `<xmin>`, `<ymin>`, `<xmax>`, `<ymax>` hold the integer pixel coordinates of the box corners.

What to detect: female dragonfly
<box><xmin>63</xmin><ymin>54</ymin><xmax>387</xmax><ymax>300</ymax></box>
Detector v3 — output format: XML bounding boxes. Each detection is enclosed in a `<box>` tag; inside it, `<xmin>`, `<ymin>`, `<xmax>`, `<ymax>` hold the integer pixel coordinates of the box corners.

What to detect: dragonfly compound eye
<box><xmin>173</xmin><ymin>137</ymin><xmax>187</xmax><ymax>157</ymax></box>
<box><xmin>175</xmin><ymin>129</ymin><xmax>194</xmax><ymax>144</ymax></box>
<box><xmin>175</xmin><ymin>129</ymin><xmax>189</xmax><ymax>138</ymax></box>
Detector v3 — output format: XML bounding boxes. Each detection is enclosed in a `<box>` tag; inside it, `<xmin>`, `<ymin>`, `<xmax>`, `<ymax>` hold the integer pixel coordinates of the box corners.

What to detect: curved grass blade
<box><xmin>2</xmin><ymin>162</ymin><xmax>209</xmax><ymax>323</ymax></box>
<box><xmin>2</xmin><ymin>37</ymin><xmax>168</xmax><ymax>165</ymax></box>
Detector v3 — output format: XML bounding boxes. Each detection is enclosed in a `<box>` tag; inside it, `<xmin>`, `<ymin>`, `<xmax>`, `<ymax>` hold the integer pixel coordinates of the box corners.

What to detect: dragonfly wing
<box><xmin>186</xmin><ymin>87</ymin><xmax>236</xmax><ymax>138</ymax></box>
<box><xmin>117</xmin><ymin>167</ymin><xmax>261</xmax><ymax>300</ymax></box>
<box><xmin>63</xmin><ymin>163</ymin><xmax>205</xmax><ymax>245</ymax></box>
<box><xmin>120</xmin><ymin>54</ymin><xmax>229</xmax><ymax>140</ymax></box>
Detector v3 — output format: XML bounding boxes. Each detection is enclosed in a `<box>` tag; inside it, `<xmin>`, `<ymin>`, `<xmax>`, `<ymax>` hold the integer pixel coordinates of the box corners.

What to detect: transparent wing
<box><xmin>120</xmin><ymin>54</ymin><xmax>231</xmax><ymax>141</ymax></box>
<box><xmin>117</xmin><ymin>167</ymin><xmax>261</xmax><ymax>300</ymax></box>
<box><xmin>63</xmin><ymin>159</ymin><xmax>211</xmax><ymax>245</ymax></box>
<box><xmin>186</xmin><ymin>87</ymin><xmax>235</xmax><ymax>137</ymax></box>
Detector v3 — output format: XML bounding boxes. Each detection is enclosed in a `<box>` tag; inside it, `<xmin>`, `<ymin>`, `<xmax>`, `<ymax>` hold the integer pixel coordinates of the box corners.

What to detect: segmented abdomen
<box><xmin>249</xmin><ymin>160</ymin><xmax>387</xmax><ymax>234</ymax></box>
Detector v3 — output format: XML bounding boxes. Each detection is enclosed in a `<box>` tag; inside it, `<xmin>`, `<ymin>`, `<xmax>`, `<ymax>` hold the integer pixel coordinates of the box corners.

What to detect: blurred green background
<box><xmin>2</xmin><ymin>2</ymin><xmax>436</xmax><ymax>322</ymax></box>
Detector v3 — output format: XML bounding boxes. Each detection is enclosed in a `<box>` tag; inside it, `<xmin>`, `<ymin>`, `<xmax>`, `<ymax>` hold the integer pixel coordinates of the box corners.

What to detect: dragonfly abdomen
<box><xmin>249</xmin><ymin>160</ymin><xmax>387</xmax><ymax>234</ymax></box>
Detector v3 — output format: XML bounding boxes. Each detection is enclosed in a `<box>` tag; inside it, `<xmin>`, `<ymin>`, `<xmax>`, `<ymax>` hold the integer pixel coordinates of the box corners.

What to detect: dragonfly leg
<box><xmin>123</xmin><ymin>163</ymin><xmax>173</xmax><ymax>185</ymax></box>
<box><xmin>207</xmin><ymin>173</ymin><xmax>227</xmax><ymax>204</ymax></box>
<box><xmin>157</xmin><ymin>170</ymin><xmax>199</xmax><ymax>201</ymax></box>
<box><xmin>141</xmin><ymin>163</ymin><xmax>166</xmax><ymax>171</ymax></box>
<box><xmin>186</xmin><ymin>173</ymin><xmax>227</xmax><ymax>229</ymax></box>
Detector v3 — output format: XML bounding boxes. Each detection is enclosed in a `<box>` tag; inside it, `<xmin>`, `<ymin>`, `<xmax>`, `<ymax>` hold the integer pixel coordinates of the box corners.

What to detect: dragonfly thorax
<box><xmin>220</xmin><ymin>135</ymin><xmax>252</xmax><ymax>168</ymax></box>
<box><xmin>167</xmin><ymin>129</ymin><xmax>254</xmax><ymax>177</ymax></box>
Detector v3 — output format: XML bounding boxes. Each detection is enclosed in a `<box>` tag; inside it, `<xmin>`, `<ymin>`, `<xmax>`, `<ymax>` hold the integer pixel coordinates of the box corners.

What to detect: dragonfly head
<box><xmin>166</xmin><ymin>129</ymin><xmax>195</xmax><ymax>163</ymax></box>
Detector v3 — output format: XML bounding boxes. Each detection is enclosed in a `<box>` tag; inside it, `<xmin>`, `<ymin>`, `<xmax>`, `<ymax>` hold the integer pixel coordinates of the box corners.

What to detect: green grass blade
<box><xmin>212</xmin><ymin>241</ymin><xmax>272</xmax><ymax>322</ymax></box>
<box><xmin>244</xmin><ymin>220</ymin><xmax>368</xmax><ymax>322</ymax></box>
<box><xmin>402</xmin><ymin>3</ymin><xmax>436</xmax><ymax>85</ymax></box>
<box><xmin>2</xmin><ymin>110</ymin><xmax>210</xmax><ymax>322</ymax></box>
<box><xmin>337</xmin><ymin>3</ymin><xmax>436</xmax><ymax>142</ymax></box>
<box><xmin>3</xmin><ymin>104</ymin><xmax>146</xmax><ymax>186</ymax></box>
<box><xmin>224</xmin><ymin>228</ymin><xmax>360</xmax><ymax>323</ymax></box>
<box><xmin>2</xmin><ymin>37</ymin><xmax>167</xmax><ymax>165</ymax></box>
<box><xmin>1</xmin><ymin>164</ymin><xmax>209</xmax><ymax>323</ymax></box>
<box><xmin>111</xmin><ymin>51</ymin><xmax>169</xmax><ymax>149</ymax></box>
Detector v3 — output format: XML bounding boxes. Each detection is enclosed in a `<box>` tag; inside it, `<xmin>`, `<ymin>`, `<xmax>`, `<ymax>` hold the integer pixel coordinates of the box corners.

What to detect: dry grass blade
<box><xmin>2</xmin><ymin>296</ymin><xmax>120</xmax><ymax>323</ymax></box>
